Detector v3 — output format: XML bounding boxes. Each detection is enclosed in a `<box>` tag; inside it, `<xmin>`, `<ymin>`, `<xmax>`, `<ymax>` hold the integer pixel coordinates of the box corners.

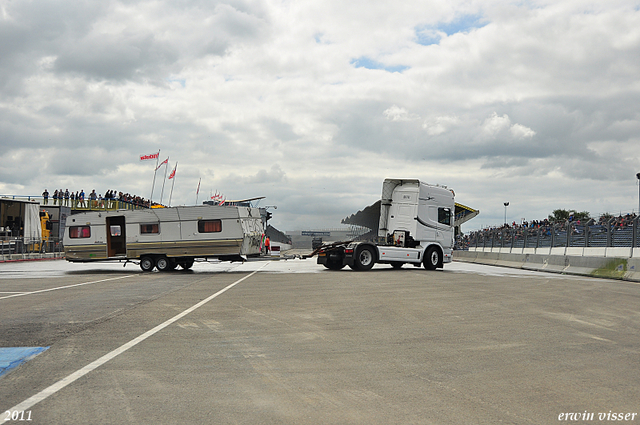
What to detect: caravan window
<box><xmin>110</xmin><ymin>225</ymin><xmax>122</xmax><ymax>237</ymax></box>
<box><xmin>140</xmin><ymin>223</ymin><xmax>160</xmax><ymax>234</ymax></box>
<box><xmin>438</xmin><ymin>207</ymin><xmax>452</xmax><ymax>226</ymax></box>
<box><xmin>198</xmin><ymin>219</ymin><xmax>222</xmax><ymax>233</ymax></box>
<box><xmin>69</xmin><ymin>226</ymin><xmax>91</xmax><ymax>238</ymax></box>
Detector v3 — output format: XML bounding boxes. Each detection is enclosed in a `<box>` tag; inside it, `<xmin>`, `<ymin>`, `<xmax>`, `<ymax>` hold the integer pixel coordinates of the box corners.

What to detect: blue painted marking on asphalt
<box><xmin>0</xmin><ymin>347</ymin><xmax>49</xmax><ymax>377</ymax></box>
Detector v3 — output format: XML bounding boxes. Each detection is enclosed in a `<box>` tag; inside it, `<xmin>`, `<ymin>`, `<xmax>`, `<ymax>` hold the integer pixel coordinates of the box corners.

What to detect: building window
<box><xmin>198</xmin><ymin>219</ymin><xmax>222</xmax><ymax>233</ymax></box>
<box><xmin>438</xmin><ymin>207</ymin><xmax>452</xmax><ymax>226</ymax></box>
<box><xmin>140</xmin><ymin>223</ymin><xmax>160</xmax><ymax>234</ymax></box>
<box><xmin>69</xmin><ymin>226</ymin><xmax>91</xmax><ymax>239</ymax></box>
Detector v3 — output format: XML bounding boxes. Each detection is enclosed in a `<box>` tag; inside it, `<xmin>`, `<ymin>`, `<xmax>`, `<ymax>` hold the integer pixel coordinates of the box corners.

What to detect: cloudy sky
<box><xmin>2</xmin><ymin>0</ymin><xmax>640</xmax><ymax>232</ymax></box>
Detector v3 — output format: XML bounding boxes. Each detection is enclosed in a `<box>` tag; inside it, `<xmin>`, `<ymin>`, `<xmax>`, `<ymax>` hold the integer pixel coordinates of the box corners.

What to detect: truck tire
<box><xmin>180</xmin><ymin>259</ymin><xmax>194</xmax><ymax>270</ymax></box>
<box><xmin>140</xmin><ymin>256</ymin><xmax>155</xmax><ymax>272</ymax></box>
<box><xmin>324</xmin><ymin>260</ymin><xmax>345</xmax><ymax>270</ymax></box>
<box><xmin>354</xmin><ymin>246</ymin><xmax>375</xmax><ymax>271</ymax></box>
<box><xmin>423</xmin><ymin>247</ymin><xmax>440</xmax><ymax>270</ymax></box>
<box><xmin>156</xmin><ymin>256</ymin><xmax>171</xmax><ymax>272</ymax></box>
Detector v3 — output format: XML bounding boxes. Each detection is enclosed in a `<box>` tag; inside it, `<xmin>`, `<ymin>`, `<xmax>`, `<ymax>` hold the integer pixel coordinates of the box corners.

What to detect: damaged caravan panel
<box><xmin>63</xmin><ymin>205</ymin><xmax>265</xmax><ymax>271</ymax></box>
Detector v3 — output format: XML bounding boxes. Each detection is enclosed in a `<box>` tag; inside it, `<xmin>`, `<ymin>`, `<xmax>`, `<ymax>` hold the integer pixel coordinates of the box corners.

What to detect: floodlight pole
<box><xmin>636</xmin><ymin>173</ymin><xmax>640</xmax><ymax>215</ymax></box>
<box><xmin>504</xmin><ymin>202</ymin><xmax>509</xmax><ymax>225</ymax></box>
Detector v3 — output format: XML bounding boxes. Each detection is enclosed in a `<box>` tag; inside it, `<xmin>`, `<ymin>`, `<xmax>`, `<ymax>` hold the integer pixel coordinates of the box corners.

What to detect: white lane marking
<box><xmin>8</xmin><ymin>263</ymin><xmax>269</xmax><ymax>412</ymax></box>
<box><xmin>0</xmin><ymin>275</ymin><xmax>136</xmax><ymax>301</ymax></box>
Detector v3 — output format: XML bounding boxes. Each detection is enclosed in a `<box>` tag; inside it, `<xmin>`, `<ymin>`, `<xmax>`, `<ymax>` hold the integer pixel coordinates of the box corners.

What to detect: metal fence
<box><xmin>464</xmin><ymin>217</ymin><xmax>640</xmax><ymax>250</ymax></box>
<box><xmin>0</xmin><ymin>236</ymin><xmax>64</xmax><ymax>257</ymax></box>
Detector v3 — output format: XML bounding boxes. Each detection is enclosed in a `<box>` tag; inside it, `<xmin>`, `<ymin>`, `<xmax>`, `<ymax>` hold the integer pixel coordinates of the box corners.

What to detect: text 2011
<box><xmin>3</xmin><ymin>411</ymin><xmax>32</xmax><ymax>422</ymax></box>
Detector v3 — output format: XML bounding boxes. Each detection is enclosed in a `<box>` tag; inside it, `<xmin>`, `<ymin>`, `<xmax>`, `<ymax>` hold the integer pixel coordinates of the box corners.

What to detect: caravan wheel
<box><xmin>140</xmin><ymin>256</ymin><xmax>154</xmax><ymax>272</ymax></box>
<box><xmin>156</xmin><ymin>256</ymin><xmax>172</xmax><ymax>272</ymax></box>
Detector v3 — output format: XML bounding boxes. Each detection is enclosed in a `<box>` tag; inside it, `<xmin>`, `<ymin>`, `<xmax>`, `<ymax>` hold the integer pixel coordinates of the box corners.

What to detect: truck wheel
<box><xmin>156</xmin><ymin>256</ymin><xmax>171</xmax><ymax>272</ymax></box>
<box><xmin>391</xmin><ymin>262</ymin><xmax>404</xmax><ymax>269</ymax></box>
<box><xmin>423</xmin><ymin>247</ymin><xmax>440</xmax><ymax>270</ymax></box>
<box><xmin>180</xmin><ymin>259</ymin><xmax>194</xmax><ymax>270</ymax></box>
<box><xmin>140</xmin><ymin>256</ymin><xmax>155</xmax><ymax>272</ymax></box>
<box><xmin>324</xmin><ymin>260</ymin><xmax>345</xmax><ymax>270</ymax></box>
<box><xmin>354</xmin><ymin>246</ymin><xmax>375</xmax><ymax>271</ymax></box>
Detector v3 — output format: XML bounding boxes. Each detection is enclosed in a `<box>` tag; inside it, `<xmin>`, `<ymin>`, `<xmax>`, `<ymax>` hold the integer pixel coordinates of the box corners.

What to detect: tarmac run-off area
<box><xmin>1</xmin><ymin>258</ymin><xmax>639</xmax><ymax>424</ymax></box>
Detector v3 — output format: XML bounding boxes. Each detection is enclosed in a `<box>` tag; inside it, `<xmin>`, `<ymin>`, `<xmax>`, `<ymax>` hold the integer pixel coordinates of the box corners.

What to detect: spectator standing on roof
<box><xmin>70</xmin><ymin>191</ymin><xmax>75</xmax><ymax>208</ymax></box>
<box><xmin>42</xmin><ymin>189</ymin><xmax>49</xmax><ymax>205</ymax></box>
<box><xmin>52</xmin><ymin>189</ymin><xmax>58</xmax><ymax>205</ymax></box>
<box><xmin>90</xmin><ymin>190</ymin><xmax>97</xmax><ymax>208</ymax></box>
<box><xmin>79</xmin><ymin>190</ymin><xmax>85</xmax><ymax>208</ymax></box>
<box><xmin>64</xmin><ymin>189</ymin><xmax>70</xmax><ymax>206</ymax></box>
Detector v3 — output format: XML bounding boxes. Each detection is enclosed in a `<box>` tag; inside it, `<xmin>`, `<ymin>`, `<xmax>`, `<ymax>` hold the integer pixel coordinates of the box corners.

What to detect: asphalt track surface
<box><xmin>1</xmin><ymin>258</ymin><xmax>639</xmax><ymax>424</ymax></box>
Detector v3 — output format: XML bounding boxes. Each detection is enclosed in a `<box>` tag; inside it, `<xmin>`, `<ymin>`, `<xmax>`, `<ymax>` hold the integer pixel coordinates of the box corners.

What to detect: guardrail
<box><xmin>1</xmin><ymin>195</ymin><xmax>149</xmax><ymax>211</ymax></box>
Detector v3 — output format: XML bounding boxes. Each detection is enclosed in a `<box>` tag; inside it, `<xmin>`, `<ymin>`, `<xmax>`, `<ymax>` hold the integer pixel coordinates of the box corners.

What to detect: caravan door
<box><xmin>106</xmin><ymin>216</ymin><xmax>127</xmax><ymax>257</ymax></box>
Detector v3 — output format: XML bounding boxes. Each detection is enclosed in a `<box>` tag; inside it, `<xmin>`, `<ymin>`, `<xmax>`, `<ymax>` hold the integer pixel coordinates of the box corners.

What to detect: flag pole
<box><xmin>160</xmin><ymin>158</ymin><xmax>169</xmax><ymax>205</ymax></box>
<box><xmin>168</xmin><ymin>162</ymin><xmax>177</xmax><ymax>207</ymax></box>
<box><xmin>150</xmin><ymin>149</ymin><xmax>160</xmax><ymax>204</ymax></box>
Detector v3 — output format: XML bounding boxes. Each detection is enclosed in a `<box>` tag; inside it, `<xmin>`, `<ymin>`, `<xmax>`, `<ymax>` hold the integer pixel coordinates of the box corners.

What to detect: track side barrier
<box><xmin>522</xmin><ymin>253</ymin><xmax>567</xmax><ymax>273</ymax></box>
<box><xmin>0</xmin><ymin>252</ymin><xmax>64</xmax><ymax>262</ymax></box>
<box><xmin>454</xmin><ymin>249</ymin><xmax>640</xmax><ymax>283</ymax></box>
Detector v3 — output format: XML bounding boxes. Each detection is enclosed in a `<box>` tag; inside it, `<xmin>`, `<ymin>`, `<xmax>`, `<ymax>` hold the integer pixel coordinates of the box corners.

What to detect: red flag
<box><xmin>196</xmin><ymin>178</ymin><xmax>201</xmax><ymax>195</ymax></box>
<box><xmin>155</xmin><ymin>157</ymin><xmax>168</xmax><ymax>171</ymax></box>
<box><xmin>140</xmin><ymin>152</ymin><xmax>159</xmax><ymax>161</ymax></box>
<box><xmin>168</xmin><ymin>165</ymin><xmax>176</xmax><ymax>179</ymax></box>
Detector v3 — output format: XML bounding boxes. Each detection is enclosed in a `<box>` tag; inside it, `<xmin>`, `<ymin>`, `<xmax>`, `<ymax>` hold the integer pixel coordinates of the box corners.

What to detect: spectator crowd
<box><xmin>41</xmin><ymin>188</ymin><xmax>154</xmax><ymax>209</ymax></box>
<box><xmin>457</xmin><ymin>212</ymin><xmax>639</xmax><ymax>250</ymax></box>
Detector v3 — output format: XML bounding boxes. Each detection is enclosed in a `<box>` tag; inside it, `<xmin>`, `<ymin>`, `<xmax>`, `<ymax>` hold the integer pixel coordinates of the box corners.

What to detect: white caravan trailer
<box><xmin>316</xmin><ymin>178</ymin><xmax>455</xmax><ymax>271</ymax></box>
<box><xmin>63</xmin><ymin>204</ymin><xmax>265</xmax><ymax>271</ymax></box>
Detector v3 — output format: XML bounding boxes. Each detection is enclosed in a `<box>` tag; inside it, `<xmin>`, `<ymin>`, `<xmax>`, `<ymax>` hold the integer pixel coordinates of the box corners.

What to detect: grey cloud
<box><xmin>325</xmin><ymin>94</ymin><xmax>640</xmax><ymax>185</ymax></box>
<box><xmin>242</xmin><ymin>164</ymin><xmax>287</xmax><ymax>184</ymax></box>
<box><xmin>0</xmin><ymin>0</ymin><xmax>270</xmax><ymax>93</ymax></box>
<box><xmin>262</xmin><ymin>119</ymin><xmax>299</xmax><ymax>142</ymax></box>
<box><xmin>0</xmin><ymin>2</ymin><xmax>107</xmax><ymax>92</ymax></box>
<box><xmin>54</xmin><ymin>33</ymin><xmax>179</xmax><ymax>81</ymax></box>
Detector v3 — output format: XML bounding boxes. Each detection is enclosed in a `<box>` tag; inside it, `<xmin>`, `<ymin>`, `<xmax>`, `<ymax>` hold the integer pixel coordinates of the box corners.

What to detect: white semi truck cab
<box><xmin>317</xmin><ymin>179</ymin><xmax>455</xmax><ymax>271</ymax></box>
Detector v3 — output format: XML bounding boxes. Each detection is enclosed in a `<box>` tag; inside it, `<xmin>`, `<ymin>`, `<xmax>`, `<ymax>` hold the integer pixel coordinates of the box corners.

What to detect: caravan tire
<box><xmin>156</xmin><ymin>256</ymin><xmax>171</xmax><ymax>272</ymax></box>
<box><xmin>140</xmin><ymin>256</ymin><xmax>155</xmax><ymax>272</ymax></box>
